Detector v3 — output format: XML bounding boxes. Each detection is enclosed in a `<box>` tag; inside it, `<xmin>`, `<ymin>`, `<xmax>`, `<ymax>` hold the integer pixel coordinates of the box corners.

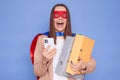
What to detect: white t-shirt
<box><xmin>53</xmin><ymin>38</ymin><xmax>67</xmax><ymax>80</ymax></box>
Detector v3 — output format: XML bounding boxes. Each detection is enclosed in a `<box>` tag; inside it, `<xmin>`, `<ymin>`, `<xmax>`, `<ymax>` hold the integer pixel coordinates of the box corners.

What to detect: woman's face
<box><xmin>54</xmin><ymin>6</ymin><xmax>67</xmax><ymax>32</ymax></box>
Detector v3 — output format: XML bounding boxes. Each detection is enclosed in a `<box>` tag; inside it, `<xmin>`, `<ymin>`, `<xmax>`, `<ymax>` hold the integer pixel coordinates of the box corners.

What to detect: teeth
<box><xmin>57</xmin><ymin>22</ymin><xmax>63</xmax><ymax>23</ymax></box>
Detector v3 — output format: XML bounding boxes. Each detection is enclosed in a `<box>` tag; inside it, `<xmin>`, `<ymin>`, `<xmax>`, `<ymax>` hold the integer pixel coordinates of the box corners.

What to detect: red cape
<box><xmin>30</xmin><ymin>34</ymin><xmax>42</xmax><ymax>64</ymax></box>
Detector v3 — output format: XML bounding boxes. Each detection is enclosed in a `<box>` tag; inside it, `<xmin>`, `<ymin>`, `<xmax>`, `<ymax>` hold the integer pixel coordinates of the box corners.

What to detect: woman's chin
<box><xmin>56</xmin><ymin>29</ymin><xmax>65</xmax><ymax>32</ymax></box>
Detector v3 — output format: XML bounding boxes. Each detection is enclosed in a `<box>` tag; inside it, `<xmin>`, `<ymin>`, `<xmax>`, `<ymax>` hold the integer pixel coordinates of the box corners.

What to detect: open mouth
<box><xmin>57</xmin><ymin>22</ymin><xmax>64</xmax><ymax>25</ymax></box>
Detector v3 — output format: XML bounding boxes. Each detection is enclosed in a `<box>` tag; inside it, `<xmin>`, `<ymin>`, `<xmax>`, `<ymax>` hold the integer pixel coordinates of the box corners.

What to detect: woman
<box><xmin>33</xmin><ymin>4</ymin><xmax>96</xmax><ymax>80</ymax></box>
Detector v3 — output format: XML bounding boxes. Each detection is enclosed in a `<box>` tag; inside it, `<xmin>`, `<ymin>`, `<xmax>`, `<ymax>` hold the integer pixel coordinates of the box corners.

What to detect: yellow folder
<box><xmin>66</xmin><ymin>34</ymin><xmax>95</xmax><ymax>75</ymax></box>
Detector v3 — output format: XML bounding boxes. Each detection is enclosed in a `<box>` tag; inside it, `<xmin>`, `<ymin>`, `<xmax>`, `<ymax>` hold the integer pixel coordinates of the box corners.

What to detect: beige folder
<box><xmin>66</xmin><ymin>34</ymin><xmax>95</xmax><ymax>75</ymax></box>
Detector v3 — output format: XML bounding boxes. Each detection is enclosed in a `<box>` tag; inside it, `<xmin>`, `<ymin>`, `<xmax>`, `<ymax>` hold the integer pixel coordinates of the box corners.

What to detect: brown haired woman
<box><xmin>33</xmin><ymin>4</ymin><xmax>96</xmax><ymax>80</ymax></box>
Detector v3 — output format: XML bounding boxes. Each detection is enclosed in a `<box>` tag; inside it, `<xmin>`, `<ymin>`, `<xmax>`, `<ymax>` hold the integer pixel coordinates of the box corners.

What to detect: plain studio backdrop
<box><xmin>0</xmin><ymin>0</ymin><xmax>120</xmax><ymax>80</ymax></box>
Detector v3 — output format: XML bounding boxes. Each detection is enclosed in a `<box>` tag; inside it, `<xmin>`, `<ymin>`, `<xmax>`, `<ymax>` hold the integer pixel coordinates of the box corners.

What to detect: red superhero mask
<box><xmin>54</xmin><ymin>11</ymin><xmax>67</xmax><ymax>19</ymax></box>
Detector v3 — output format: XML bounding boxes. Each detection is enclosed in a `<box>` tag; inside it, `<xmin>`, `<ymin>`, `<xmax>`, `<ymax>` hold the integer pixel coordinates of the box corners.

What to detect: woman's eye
<box><xmin>63</xmin><ymin>14</ymin><xmax>67</xmax><ymax>17</ymax></box>
<box><xmin>55</xmin><ymin>14</ymin><xmax>59</xmax><ymax>17</ymax></box>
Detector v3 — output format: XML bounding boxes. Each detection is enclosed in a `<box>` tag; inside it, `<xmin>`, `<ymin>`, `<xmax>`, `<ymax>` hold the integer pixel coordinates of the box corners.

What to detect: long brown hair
<box><xmin>49</xmin><ymin>4</ymin><xmax>72</xmax><ymax>44</ymax></box>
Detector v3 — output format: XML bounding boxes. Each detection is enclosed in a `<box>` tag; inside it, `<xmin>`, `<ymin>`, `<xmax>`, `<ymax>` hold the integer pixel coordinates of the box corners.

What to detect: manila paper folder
<box><xmin>66</xmin><ymin>34</ymin><xmax>95</xmax><ymax>75</ymax></box>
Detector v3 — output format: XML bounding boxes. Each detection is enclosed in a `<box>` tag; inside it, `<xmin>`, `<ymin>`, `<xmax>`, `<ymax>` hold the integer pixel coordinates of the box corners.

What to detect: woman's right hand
<box><xmin>42</xmin><ymin>45</ymin><xmax>57</xmax><ymax>62</ymax></box>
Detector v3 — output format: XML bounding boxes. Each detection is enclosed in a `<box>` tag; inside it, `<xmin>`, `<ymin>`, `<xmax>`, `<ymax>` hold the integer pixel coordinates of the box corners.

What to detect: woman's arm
<box><xmin>34</xmin><ymin>35</ymin><xmax>51</xmax><ymax>77</ymax></box>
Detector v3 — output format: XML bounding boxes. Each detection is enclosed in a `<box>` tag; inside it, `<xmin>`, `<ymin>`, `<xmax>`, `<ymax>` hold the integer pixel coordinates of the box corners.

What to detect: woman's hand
<box><xmin>70</xmin><ymin>58</ymin><xmax>87</xmax><ymax>74</ymax></box>
<box><xmin>42</xmin><ymin>45</ymin><xmax>57</xmax><ymax>62</ymax></box>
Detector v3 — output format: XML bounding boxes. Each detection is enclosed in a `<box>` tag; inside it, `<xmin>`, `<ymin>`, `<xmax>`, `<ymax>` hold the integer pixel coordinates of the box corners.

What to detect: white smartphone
<box><xmin>43</xmin><ymin>38</ymin><xmax>55</xmax><ymax>50</ymax></box>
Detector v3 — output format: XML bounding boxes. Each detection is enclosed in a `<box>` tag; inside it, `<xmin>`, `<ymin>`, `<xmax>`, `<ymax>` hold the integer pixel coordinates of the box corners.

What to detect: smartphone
<box><xmin>43</xmin><ymin>38</ymin><xmax>55</xmax><ymax>50</ymax></box>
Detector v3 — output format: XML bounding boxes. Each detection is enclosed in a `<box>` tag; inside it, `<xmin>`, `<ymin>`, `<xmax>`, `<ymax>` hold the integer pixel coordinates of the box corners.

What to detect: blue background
<box><xmin>0</xmin><ymin>0</ymin><xmax>120</xmax><ymax>80</ymax></box>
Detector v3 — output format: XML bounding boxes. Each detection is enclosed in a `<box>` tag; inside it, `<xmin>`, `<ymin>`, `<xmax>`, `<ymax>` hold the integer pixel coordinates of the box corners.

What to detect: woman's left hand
<box><xmin>70</xmin><ymin>58</ymin><xmax>87</xmax><ymax>74</ymax></box>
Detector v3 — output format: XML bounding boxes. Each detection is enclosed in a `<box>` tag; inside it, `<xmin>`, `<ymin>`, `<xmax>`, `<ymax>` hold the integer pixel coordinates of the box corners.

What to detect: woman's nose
<box><xmin>58</xmin><ymin>16</ymin><xmax>63</xmax><ymax>19</ymax></box>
